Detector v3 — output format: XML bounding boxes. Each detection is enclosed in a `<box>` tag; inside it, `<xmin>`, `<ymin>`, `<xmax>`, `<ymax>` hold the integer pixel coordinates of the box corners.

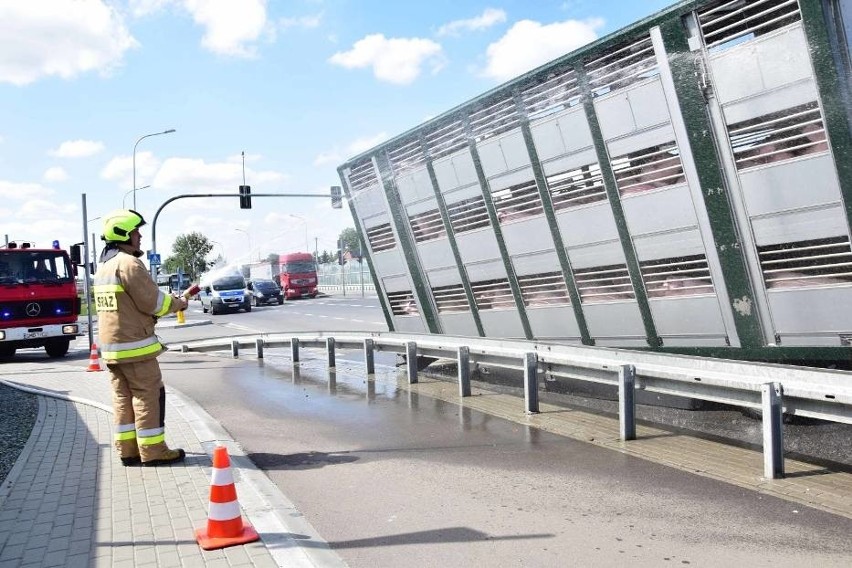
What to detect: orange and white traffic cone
<box><xmin>195</xmin><ymin>446</ymin><xmax>259</xmax><ymax>550</ymax></box>
<box><xmin>86</xmin><ymin>343</ymin><xmax>102</xmax><ymax>372</ymax></box>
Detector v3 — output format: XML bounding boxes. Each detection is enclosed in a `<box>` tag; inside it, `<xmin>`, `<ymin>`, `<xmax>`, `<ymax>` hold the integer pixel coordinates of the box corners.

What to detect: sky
<box><xmin>0</xmin><ymin>0</ymin><xmax>676</xmax><ymax>268</ymax></box>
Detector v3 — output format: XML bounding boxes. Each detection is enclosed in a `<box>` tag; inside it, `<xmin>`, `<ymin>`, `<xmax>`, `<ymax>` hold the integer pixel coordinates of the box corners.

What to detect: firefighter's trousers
<box><xmin>107</xmin><ymin>358</ymin><xmax>174</xmax><ymax>462</ymax></box>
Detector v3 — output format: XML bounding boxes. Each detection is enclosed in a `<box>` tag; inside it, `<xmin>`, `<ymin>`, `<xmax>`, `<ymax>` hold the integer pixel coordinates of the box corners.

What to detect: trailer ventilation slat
<box><xmin>469</xmin><ymin>96</ymin><xmax>520</xmax><ymax>141</ymax></box>
<box><xmin>366</xmin><ymin>223</ymin><xmax>396</xmax><ymax>253</ymax></box>
<box><xmin>387</xmin><ymin>290</ymin><xmax>419</xmax><ymax>316</ymax></box>
<box><xmin>641</xmin><ymin>255</ymin><xmax>715</xmax><ymax>298</ymax></box>
<box><xmin>409</xmin><ymin>209</ymin><xmax>447</xmax><ymax>243</ymax></box>
<box><xmin>546</xmin><ymin>163</ymin><xmax>608</xmax><ymax>210</ymax></box>
<box><xmin>492</xmin><ymin>179</ymin><xmax>543</xmax><ymax>224</ymax></box>
<box><xmin>573</xmin><ymin>264</ymin><xmax>635</xmax><ymax>303</ymax></box>
<box><xmin>698</xmin><ymin>0</ymin><xmax>801</xmax><ymax>51</ymax></box>
<box><xmin>470</xmin><ymin>278</ymin><xmax>516</xmax><ymax>310</ymax></box>
<box><xmin>757</xmin><ymin>236</ymin><xmax>852</xmax><ymax>289</ymax></box>
<box><xmin>348</xmin><ymin>158</ymin><xmax>379</xmax><ymax>194</ymax></box>
<box><xmin>727</xmin><ymin>102</ymin><xmax>828</xmax><ymax>170</ymax></box>
<box><xmin>425</xmin><ymin>120</ymin><xmax>468</xmax><ymax>161</ymax></box>
<box><xmin>584</xmin><ymin>35</ymin><xmax>659</xmax><ymax>97</ymax></box>
<box><xmin>447</xmin><ymin>195</ymin><xmax>491</xmax><ymax>234</ymax></box>
<box><xmin>517</xmin><ymin>272</ymin><xmax>570</xmax><ymax>307</ymax></box>
<box><xmin>611</xmin><ymin>141</ymin><xmax>686</xmax><ymax>196</ymax></box>
<box><xmin>432</xmin><ymin>283</ymin><xmax>470</xmax><ymax>313</ymax></box>
<box><xmin>521</xmin><ymin>67</ymin><xmax>581</xmax><ymax>121</ymax></box>
<box><xmin>388</xmin><ymin>139</ymin><xmax>425</xmax><ymax>176</ymax></box>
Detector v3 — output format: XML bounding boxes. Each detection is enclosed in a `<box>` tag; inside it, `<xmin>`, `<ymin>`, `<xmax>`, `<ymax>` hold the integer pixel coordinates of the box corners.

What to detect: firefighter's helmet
<box><xmin>102</xmin><ymin>209</ymin><xmax>147</xmax><ymax>242</ymax></box>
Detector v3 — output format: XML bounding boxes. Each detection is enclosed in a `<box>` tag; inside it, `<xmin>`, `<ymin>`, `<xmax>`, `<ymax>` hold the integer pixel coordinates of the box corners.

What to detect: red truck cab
<box><xmin>0</xmin><ymin>241</ymin><xmax>80</xmax><ymax>360</ymax></box>
<box><xmin>277</xmin><ymin>252</ymin><xmax>318</xmax><ymax>299</ymax></box>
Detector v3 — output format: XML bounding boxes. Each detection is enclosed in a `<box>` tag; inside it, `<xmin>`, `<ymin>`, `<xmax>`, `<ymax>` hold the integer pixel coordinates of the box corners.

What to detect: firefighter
<box><xmin>92</xmin><ymin>209</ymin><xmax>189</xmax><ymax>467</ymax></box>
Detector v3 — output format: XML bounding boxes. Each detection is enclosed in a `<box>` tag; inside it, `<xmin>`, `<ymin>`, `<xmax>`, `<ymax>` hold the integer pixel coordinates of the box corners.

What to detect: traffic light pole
<box><xmin>149</xmin><ymin>191</ymin><xmax>331</xmax><ymax>279</ymax></box>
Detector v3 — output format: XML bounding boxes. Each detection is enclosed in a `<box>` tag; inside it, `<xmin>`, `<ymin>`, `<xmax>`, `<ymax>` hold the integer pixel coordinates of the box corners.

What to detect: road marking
<box><xmin>224</xmin><ymin>323</ymin><xmax>258</xmax><ymax>333</ymax></box>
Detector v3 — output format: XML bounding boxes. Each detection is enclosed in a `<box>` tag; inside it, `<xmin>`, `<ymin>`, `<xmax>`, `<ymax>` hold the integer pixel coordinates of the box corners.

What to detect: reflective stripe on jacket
<box><xmin>93</xmin><ymin>245</ymin><xmax>179</xmax><ymax>364</ymax></box>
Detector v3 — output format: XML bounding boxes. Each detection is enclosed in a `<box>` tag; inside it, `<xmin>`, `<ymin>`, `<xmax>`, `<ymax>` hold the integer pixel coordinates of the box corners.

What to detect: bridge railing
<box><xmin>172</xmin><ymin>331</ymin><xmax>852</xmax><ymax>480</ymax></box>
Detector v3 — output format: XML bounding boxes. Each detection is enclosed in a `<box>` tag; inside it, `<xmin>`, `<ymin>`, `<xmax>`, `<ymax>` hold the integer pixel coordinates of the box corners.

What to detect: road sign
<box><xmin>149</xmin><ymin>253</ymin><xmax>161</xmax><ymax>265</ymax></box>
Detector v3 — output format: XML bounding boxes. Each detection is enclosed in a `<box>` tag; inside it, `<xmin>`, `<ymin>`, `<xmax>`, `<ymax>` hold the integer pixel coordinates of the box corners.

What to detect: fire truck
<box><xmin>0</xmin><ymin>240</ymin><xmax>80</xmax><ymax>360</ymax></box>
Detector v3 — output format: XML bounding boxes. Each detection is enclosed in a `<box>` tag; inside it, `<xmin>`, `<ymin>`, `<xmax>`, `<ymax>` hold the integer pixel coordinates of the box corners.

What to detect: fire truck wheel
<box><xmin>0</xmin><ymin>345</ymin><xmax>15</xmax><ymax>360</ymax></box>
<box><xmin>45</xmin><ymin>338</ymin><xmax>70</xmax><ymax>358</ymax></box>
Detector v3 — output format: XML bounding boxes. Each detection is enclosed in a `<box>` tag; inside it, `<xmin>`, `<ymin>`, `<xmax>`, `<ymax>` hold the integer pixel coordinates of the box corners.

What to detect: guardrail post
<box><xmin>291</xmin><ymin>338</ymin><xmax>300</xmax><ymax>363</ymax></box>
<box><xmin>406</xmin><ymin>342</ymin><xmax>418</xmax><ymax>384</ymax></box>
<box><xmin>326</xmin><ymin>337</ymin><xmax>336</xmax><ymax>368</ymax></box>
<box><xmin>458</xmin><ymin>346</ymin><xmax>471</xmax><ymax>397</ymax></box>
<box><xmin>231</xmin><ymin>340</ymin><xmax>239</xmax><ymax>358</ymax></box>
<box><xmin>761</xmin><ymin>382</ymin><xmax>785</xmax><ymax>479</ymax></box>
<box><xmin>524</xmin><ymin>352</ymin><xmax>539</xmax><ymax>414</ymax></box>
<box><xmin>619</xmin><ymin>364</ymin><xmax>636</xmax><ymax>441</ymax></box>
<box><xmin>364</xmin><ymin>339</ymin><xmax>375</xmax><ymax>375</ymax></box>
<box><xmin>255</xmin><ymin>338</ymin><xmax>264</xmax><ymax>359</ymax></box>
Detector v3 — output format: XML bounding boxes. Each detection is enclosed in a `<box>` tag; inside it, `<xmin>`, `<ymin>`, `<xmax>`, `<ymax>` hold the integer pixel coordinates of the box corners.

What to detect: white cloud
<box><xmin>482</xmin><ymin>18</ymin><xmax>603</xmax><ymax>82</ymax></box>
<box><xmin>101</xmin><ymin>151</ymin><xmax>160</xmax><ymax>189</ymax></box>
<box><xmin>153</xmin><ymin>157</ymin><xmax>287</xmax><ymax>191</ymax></box>
<box><xmin>0</xmin><ymin>181</ymin><xmax>55</xmax><ymax>201</ymax></box>
<box><xmin>329</xmin><ymin>34</ymin><xmax>444</xmax><ymax>85</ymax></box>
<box><xmin>437</xmin><ymin>8</ymin><xmax>506</xmax><ymax>37</ymax></box>
<box><xmin>43</xmin><ymin>167</ymin><xmax>69</xmax><ymax>182</ymax></box>
<box><xmin>0</xmin><ymin>1</ymin><xmax>138</xmax><ymax>86</ymax></box>
<box><xmin>49</xmin><ymin>139</ymin><xmax>105</xmax><ymax>158</ymax></box>
<box><xmin>183</xmin><ymin>0</ymin><xmax>270</xmax><ymax>58</ymax></box>
<box><xmin>279</xmin><ymin>13</ymin><xmax>322</xmax><ymax>30</ymax></box>
<box><xmin>129</xmin><ymin>0</ymin><xmax>174</xmax><ymax>18</ymax></box>
<box><xmin>313</xmin><ymin>131</ymin><xmax>388</xmax><ymax>166</ymax></box>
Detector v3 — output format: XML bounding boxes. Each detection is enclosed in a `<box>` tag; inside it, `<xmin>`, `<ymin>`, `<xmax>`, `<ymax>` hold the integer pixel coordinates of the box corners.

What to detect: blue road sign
<box><xmin>149</xmin><ymin>253</ymin><xmax>161</xmax><ymax>265</ymax></box>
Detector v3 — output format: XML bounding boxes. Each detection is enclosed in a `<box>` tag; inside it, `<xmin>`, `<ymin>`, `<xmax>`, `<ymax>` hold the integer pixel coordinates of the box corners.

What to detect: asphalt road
<box><xmin>147</xmin><ymin>293</ymin><xmax>852</xmax><ymax>567</ymax></box>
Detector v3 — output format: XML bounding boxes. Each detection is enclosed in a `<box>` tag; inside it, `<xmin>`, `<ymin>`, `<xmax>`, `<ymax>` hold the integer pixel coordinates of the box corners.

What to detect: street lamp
<box><xmin>234</xmin><ymin>228</ymin><xmax>253</xmax><ymax>260</ymax></box>
<box><xmin>209</xmin><ymin>240</ymin><xmax>225</xmax><ymax>263</ymax></box>
<box><xmin>283</xmin><ymin>214</ymin><xmax>310</xmax><ymax>252</ymax></box>
<box><xmin>133</xmin><ymin>128</ymin><xmax>175</xmax><ymax>210</ymax></box>
<box><xmin>122</xmin><ymin>185</ymin><xmax>150</xmax><ymax>209</ymax></box>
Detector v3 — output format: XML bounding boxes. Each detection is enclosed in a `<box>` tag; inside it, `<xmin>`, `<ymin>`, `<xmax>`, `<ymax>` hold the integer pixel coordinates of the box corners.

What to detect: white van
<box><xmin>198</xmin><ymin>272</ymin><xmax>251</xmax><ymax>315</ymax></box>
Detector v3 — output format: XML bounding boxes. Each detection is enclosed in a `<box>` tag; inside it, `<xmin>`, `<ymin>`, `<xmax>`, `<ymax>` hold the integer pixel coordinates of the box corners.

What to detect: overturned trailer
<box><xmin>337</xmin><ymin>0</ymin><xmax>852</xmax><ymax>365</ymax></box>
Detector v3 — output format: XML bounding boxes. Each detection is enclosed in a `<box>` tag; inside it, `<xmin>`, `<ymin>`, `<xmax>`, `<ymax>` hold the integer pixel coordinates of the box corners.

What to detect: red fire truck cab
<box><xmin>277</xmin><ymin>252</ymin><xmax>318</xmax><ymax>299</ymax></box>
<box><xmin>0</xmin><ymin>241</ymin><xmax>80</xmax><ymax>360</ymax></box>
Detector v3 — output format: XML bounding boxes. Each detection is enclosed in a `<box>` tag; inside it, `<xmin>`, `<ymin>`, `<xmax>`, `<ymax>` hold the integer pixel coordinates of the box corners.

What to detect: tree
<box><xmin>163</xmin><ymin>232</ymin><xmax>214</xmax><ymax>281</ymax></box>
<box><xmin>338</xmin><ymin>227</ymin><xmax>360</xmax><ymax>255</ymax></box>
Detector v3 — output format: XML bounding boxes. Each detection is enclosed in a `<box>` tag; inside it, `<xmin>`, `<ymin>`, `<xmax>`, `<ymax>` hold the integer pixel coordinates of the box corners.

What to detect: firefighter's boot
<box><xmin>121</xmin><ymin>456</ymin><xmax>142</xmax><ymax>466</ymax></box>
<box><xmin>142</xmin><ymin>448</ymin><xmax>186</xmax><ymax>467</ymax></box>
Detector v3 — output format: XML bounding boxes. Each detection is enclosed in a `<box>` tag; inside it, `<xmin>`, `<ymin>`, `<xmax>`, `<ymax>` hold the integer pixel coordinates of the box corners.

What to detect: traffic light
<box><xmin>330</xmin><ymin>185</ymin><xmax>342</xmax><ymax>209</ymax></box>
<box><xmin>69</xmin><ymin>244</ymin><xmax>82</xmax><ymax>265</ymax></box>
<box><xmin>239</xmin><ymin>185</ymin><xmax>252</xmax><ymax>209</ymax></box>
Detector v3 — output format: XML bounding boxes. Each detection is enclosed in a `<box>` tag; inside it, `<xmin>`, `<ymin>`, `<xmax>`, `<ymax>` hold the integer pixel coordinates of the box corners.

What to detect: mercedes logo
<box><xmin>25</xmin><ymin>303</ymin><xmax>41</xmax><ymax>317</ymax></box>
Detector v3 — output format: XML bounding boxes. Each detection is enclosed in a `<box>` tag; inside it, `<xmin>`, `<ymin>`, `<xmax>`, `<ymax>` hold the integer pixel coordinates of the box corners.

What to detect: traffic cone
<box><xmin>86</xmin><ymin>343</ymin><xmax>103</xmax><ymax>372</ymax></box>
<box><xmin>195</xmin><ymin>446</ymin><xmax>259</xmax><ymax>550</ymax></box>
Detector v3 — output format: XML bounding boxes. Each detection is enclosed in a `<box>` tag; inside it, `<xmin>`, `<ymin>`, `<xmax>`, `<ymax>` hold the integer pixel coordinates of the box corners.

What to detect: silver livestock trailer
<box><xmin>337</xmin><ymin>0</ymin><xmax>852</xmax><ymax>366</ymax></box>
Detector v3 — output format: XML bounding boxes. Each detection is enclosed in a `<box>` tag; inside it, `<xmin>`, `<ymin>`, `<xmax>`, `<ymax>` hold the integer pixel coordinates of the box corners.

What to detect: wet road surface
<box><xmin>159</xmin><ymin>350</ymin><xmax>852</xmax><ymax>568</ymax></box>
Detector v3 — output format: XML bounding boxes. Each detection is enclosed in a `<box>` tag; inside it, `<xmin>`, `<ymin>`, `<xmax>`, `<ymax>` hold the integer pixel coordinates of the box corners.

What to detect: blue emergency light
<box><xmin>52</xmin><ymin>240</ymin><xmax>60</xmax><ymax>249</ymax></box>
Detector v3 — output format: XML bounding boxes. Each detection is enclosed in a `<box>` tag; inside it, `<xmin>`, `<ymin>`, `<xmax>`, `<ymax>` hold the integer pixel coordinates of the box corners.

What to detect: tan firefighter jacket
<box><xmin>92</xmin><ymin>244</ymin><xmax>179</xmax><ymax>364</ymax></box>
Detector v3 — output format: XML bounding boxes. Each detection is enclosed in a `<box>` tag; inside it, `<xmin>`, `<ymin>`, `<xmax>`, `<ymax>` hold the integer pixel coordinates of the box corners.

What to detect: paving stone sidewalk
<box><xmin>0</xmin><ymin>355</ymin><xmax>343</xmax><ymax>568</ymax></box>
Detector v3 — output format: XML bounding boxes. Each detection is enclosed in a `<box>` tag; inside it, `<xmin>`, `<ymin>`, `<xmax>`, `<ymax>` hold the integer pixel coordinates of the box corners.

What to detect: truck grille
<box><xmin>0</xmin><ymin>299</ymin><xmax>75</xmax><ymax>320</ymax></box>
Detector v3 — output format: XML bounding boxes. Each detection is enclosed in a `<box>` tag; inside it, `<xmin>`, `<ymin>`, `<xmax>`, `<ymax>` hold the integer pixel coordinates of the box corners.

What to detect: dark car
<box><xmin>247</xmin><ymin>278</ymin><xmax>283</xmax><ymax>306</ymax></box>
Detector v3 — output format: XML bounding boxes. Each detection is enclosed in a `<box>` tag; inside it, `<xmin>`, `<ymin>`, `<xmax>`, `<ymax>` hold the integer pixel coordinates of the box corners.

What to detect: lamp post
<box><xmin>122</xmin><ymin>185</ymin><xmax>150</xmax><ymax>209</ymax></box>
<box><xmin>284</xmin><ymin>214</ymin><xmax>310</xmax><ymax>252</ymax></box>
<box><xmin>133</xmin><ymin>129</ymin><xmax>175</xmax><ymax>210</ymax></box>
<box><xmin>209</xmin><ymin>240</ymin><xmax>225</xmax><ymax>264</ymax></box>
<box><xmin>234</xmin><ymin>228</ymin><xmax>253</xmax><ymax>260</ymax></box>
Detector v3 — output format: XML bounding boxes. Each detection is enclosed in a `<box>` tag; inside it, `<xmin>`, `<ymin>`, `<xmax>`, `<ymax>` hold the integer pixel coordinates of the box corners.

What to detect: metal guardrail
<box><xmin>172</xmin><ymin>331</ymin><xmax>852</xmax><ymax>479</ymax></box>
